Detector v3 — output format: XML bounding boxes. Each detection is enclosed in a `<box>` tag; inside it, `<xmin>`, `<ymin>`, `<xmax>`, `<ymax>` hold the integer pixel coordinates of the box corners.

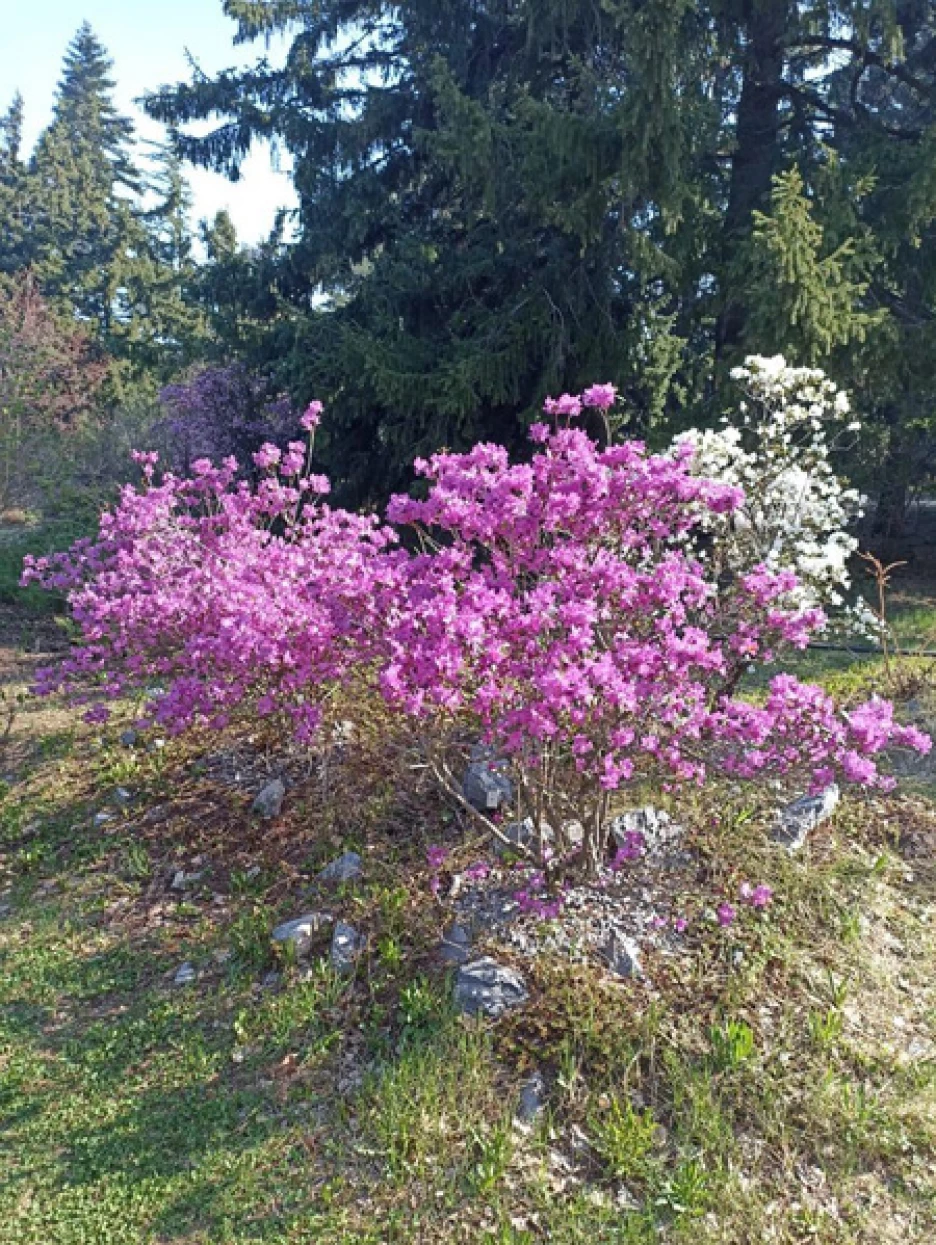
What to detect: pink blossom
<box><xmin>610</xmin><ymin>831</ymin><xmax>646</xmax><ymax>869</ymax></box>
<box><xmin>750</xmin><ymin>884</ymin><xmax>773</xmax><ymax>909</ymax></box>
<box><xmin>301</xmin><ymin>401</ymin><xmax>323</xmax><ymax>430</ymax></box>
<box><xmin>717</xmin><ymin>904</ymin><xmax>736</xmax><ymax>927</ymax></box>
<box><xmin>253</xmin><ymin>443</ymin><xmax>281</xmax><ymax>469</ymax></box>
<box><xmin>462</xmin><ymin>859</ymin><xmax>491</xmax><ymax>882</ymax></box>
<box><xmin>582</xmin><ymin>383</ymin><xmax>617</xmax><ymax>410</ymax></box>
<box><xmin>426</xmin><ymin>845</ymin><xmax>448</xmax><ymax>871</ymax></box>
<box><xmin>544</xmin><ymin>393</ymin><xmax>582</xmax><ymax>418</ymax></box>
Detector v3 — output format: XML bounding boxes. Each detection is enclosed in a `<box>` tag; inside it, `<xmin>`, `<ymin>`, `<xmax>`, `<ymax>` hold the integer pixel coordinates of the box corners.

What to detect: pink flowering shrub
<box><xmin>24</xmin><ymin>423</ymin><xmax>397</xmax><ymax>741</ymax></box>
<box><xmin>23</xmin><ymin>388</ymin><xmax>930</xmax><ymax>877</ymax></box>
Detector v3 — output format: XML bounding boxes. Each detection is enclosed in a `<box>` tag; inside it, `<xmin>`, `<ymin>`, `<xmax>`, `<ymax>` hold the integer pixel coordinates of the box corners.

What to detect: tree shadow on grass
<box><xmin>60</xmin><ymin>1074</ymin><xmax>335</xmax><ymax>1241</ymax></box>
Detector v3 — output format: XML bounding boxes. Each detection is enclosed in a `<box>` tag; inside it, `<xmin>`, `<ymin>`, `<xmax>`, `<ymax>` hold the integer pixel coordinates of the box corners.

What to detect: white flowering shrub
<box><xmin>674</xmin><ymin>355</ymin><xmax>872</xmax><ymax>634</ymax></box>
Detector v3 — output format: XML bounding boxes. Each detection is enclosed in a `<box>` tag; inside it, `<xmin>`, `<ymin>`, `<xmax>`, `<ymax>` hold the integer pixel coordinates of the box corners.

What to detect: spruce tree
<box><xmin>53</xmin><ymin>22</ymin><xmax>139</xmax><ymax>191</ymax></box>
<box><xmin>29</xmin><ymin>25</ymin><xmax>146</xmax><ymax>353</ymax></box>
<box><xmin>127</xmin><ymin>141</ymin><xmax>205</xmax><ymax>375</ymax></box>
<box><xmin>148</xmin><ymin>0</ymin><xmax>715</xmax><ymax>501</ymax></box>
<box><xmin>744</xmin><ymin>168</ymin><xmax>882</xmax><ymax>365</ymax></box>
<box><xmin>0</xmin><ymin>94</ymin><xmax>33</xmax><ymax>274</ymax></box>
<box><xmin>147</xmin><ymin>0</ymin><xmax>936</xmax><ymax>517</ymax></box>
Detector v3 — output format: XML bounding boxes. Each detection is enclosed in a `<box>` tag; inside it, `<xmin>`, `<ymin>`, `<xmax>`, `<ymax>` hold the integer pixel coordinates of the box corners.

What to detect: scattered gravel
<box><xmin>448</xmin><ymin>808</ymin><xmax>694</xmax><ymax>976</ymax></box>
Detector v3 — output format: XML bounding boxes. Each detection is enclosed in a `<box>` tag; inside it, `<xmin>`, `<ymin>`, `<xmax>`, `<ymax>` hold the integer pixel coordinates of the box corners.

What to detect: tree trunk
<box><xmin>873</xmin><ymin>404</ymin><xmax>910</xmax><ymax>542</ymax></box>
<box><xmin>716</xmin><ymin>0</ymin><xmax>791</xmax><ymax>357</ymax></box>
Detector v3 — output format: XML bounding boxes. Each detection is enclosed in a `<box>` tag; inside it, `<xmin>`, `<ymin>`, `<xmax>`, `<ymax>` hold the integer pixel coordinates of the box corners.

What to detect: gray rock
<box><xmin>271</xmin><ymin>912</ymin><xmax>332</xmax><ymax>956</ymax></box>
<box><xmin>608</xmin><ymin>807</ymin><xmax>681</xmax><ymax>854</ymax></box>
<box><xmin>330</xmin><ymin>921</ymin><xmax>365</xmax><ymax>974</ymax></box>
<box><xmin>470</xmin><ymin>741</ymin><xmax>500</xmax><ymax>763</ymax></box>
<box><xmin>454</xmin><ymin>957</ymin><xmax>528</xmax><ymax>1018</ymax></box>
<box><xmin>332</xmin><ymin>719</ymin><xmax>356</xmax><ymax>747</ymax></box>
<box><xmin>92</xmin><ymin>811</ymin><xmax>113</xmax><ymax>828</ymax></box>
<box><xmin>772</xmin><ymin>784</ymin><xmax>840</xmax><ymax>852</ymax></box>
<box><xmin>516</xmin><ymin>1070</ymin><xmax>547</xmax><ymax>1123</ymax></box>
<box><xmin>170</xmin><ymin>868</ymin><xmax>205</xmax><ymax>891</ymax></box>
<box><xmin>440</xmin><ymin>922</ymin><xmax>472</xmax><ymax>964</ymax></box>
<box><xmin>463</xmin><ymin>762</ymin><xmax>514</xmax><ymax>813</ymax></box>
<box><xmin>173</xmin><ymin>961</ymin><xmax>196</xmax><ymax>986</ymax></box>
<box><xmin>562</xmin><ymin>819</ymin><xmax>586</xmax><ymax>848</ymax></box>
<box><xmin>318</xmin><ymin>851</ymin><xmax>363</xmax><ymax>885</ymax></box>
<box><xmin>113</xmin><ymin>787</ymin><xmax>132</xmax><ymax>807</ymax></box>
<box><xmin>600</xmin><ymin>930</ymin><xmax>642</xmax><ymax>978</ymax></box>
<box><xmin>0</xmin><ymin>901</ymin><xmax>11</xmax><ymax>918</ymax></box>
<box><xmin>119</xmin><ymin>729</ymin><xmax>139</xmax><ymax>748</ymax></box>
<box><xmin>261</xmin><ymin>970</ymin><xmax>281</xmax><ymax>989</ymax></box>
<box><xmin>252</xmin><ymin>778</ymin><xmax>286</xmax><ymax>819</ymax></box>
<box><xmin>494</xmin><ymin>817</ymin><xmax>539</xmax><ymax>858</ymax></box>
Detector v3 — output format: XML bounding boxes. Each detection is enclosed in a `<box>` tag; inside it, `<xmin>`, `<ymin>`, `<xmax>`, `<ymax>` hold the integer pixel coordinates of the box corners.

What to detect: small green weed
<box><xmin>708</xmin><ymin>1018</ymin><xmax>756</xmax><ymax>1071</ymax></box>
<box><xmin>590</xmin><ymin>1096</ymin><xmax>658</xmax><ymax>1183</ymax></box>
<box><xmin>467</xmin><ymin>1118</ymin><xmax>514</xmax><ymax>1194</ymax></box>
<box><xmin>229</xmin><ymin>903</ymin><xmax>275</xmax><ymax>971</ymax></box>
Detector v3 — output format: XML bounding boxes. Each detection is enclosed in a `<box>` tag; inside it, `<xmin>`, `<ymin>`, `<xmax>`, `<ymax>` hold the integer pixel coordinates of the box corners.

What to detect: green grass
<box><xmin>2</xmin><ymin>616</ymin><xmax>936</xmax><ymax>1242</ymax></box>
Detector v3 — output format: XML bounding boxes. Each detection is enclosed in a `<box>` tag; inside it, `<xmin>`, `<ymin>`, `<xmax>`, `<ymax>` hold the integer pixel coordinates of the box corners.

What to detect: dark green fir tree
<box><xmin>29</xmin><ymin>24</ymin><xmax>146</xmax><ymax>354</ymax></box>
<box><xmin>0</xmin><ymin>93</ymin><xmax>33</xmax><ymax>275</ymax></box>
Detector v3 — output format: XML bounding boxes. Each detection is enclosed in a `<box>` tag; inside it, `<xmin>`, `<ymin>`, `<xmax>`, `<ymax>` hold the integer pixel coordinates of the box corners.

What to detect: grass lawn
<box><xmin>1</xmin><ymin>586</ymin><xmax>935</xmax><ymax>1243</ymax></box>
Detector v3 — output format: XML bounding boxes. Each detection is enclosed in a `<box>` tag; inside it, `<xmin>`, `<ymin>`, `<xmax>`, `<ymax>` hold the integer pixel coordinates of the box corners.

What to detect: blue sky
<box><xmin>1</xmin><ymin>0</ymin><xmax>297</xmax><ymax>243</ymax></box>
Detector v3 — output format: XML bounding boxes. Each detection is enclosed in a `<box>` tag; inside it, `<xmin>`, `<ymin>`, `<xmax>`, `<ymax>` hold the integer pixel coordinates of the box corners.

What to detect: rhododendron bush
<box><xmin>24</xmin><ymin>376</ymin><xmax>929</xmax><ymax>877</ymax></box>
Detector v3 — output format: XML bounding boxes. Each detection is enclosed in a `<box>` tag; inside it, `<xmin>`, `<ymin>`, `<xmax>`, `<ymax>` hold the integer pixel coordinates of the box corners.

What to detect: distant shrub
<box><xmin>0</xmin><ymin>271</ymin><xmax>109</xmax><ymax>511</ymax></box>
<box><xmin>155</xmin><ymin>363</ymin><xmax>299</xmax><ymax>474</ymax></box>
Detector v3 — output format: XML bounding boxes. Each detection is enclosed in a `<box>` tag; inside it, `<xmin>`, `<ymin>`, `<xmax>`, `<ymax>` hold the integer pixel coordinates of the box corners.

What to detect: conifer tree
<box><xmin>148</xmin><ymin>0</ymin><xmax>714</xmax><ymax>501</ymax></box>
<box><xmin>147</xmin><ymin>0</ymin><xmax>936</xmax><ymax>517</ymax></box>
<box><xmin>53</xmin><ymin>22</ymin><xmax>139</xmax><ymax>191</ymax></box>
<box><xmin>744</xmin><ymin>168</ymin><xmax>882</xmax><ymax>364</ymax></box>
<box><xmin>0</xmin><ymin>94</ymin><xmax>33</xmax><ymax>275</ymax></box>
<box><xmin>28</xmin><ymin>25</ymin><xmax>147</xmax><ymax>354</ymax></box>
<box><xmin>126</xmin><ymin>141</ymin><xmax>205</xmax><ymax>375</ymax></box>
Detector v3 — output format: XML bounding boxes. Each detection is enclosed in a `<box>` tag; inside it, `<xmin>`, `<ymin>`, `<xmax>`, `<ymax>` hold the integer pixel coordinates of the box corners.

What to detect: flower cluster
<box><xmin>674</xmin><ymin>356</ymin><xmax>872</xmax><ymax>634</ymax></box>
<box><xmin>24</xmin><ymin>433</ymin><xmax>397</xmax><ymax>742</ymax></box>
<box><xmin>23</xmin><ymin>374</ymin><xmax>930</xmax><ymax>880</ymax></box>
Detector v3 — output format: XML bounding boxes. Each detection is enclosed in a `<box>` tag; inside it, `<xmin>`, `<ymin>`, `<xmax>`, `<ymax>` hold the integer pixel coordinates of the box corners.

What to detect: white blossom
<box><xmin>673</xmin><ymin>355</ymin><xmax>875</xmax><ymax>637</ymax></box>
